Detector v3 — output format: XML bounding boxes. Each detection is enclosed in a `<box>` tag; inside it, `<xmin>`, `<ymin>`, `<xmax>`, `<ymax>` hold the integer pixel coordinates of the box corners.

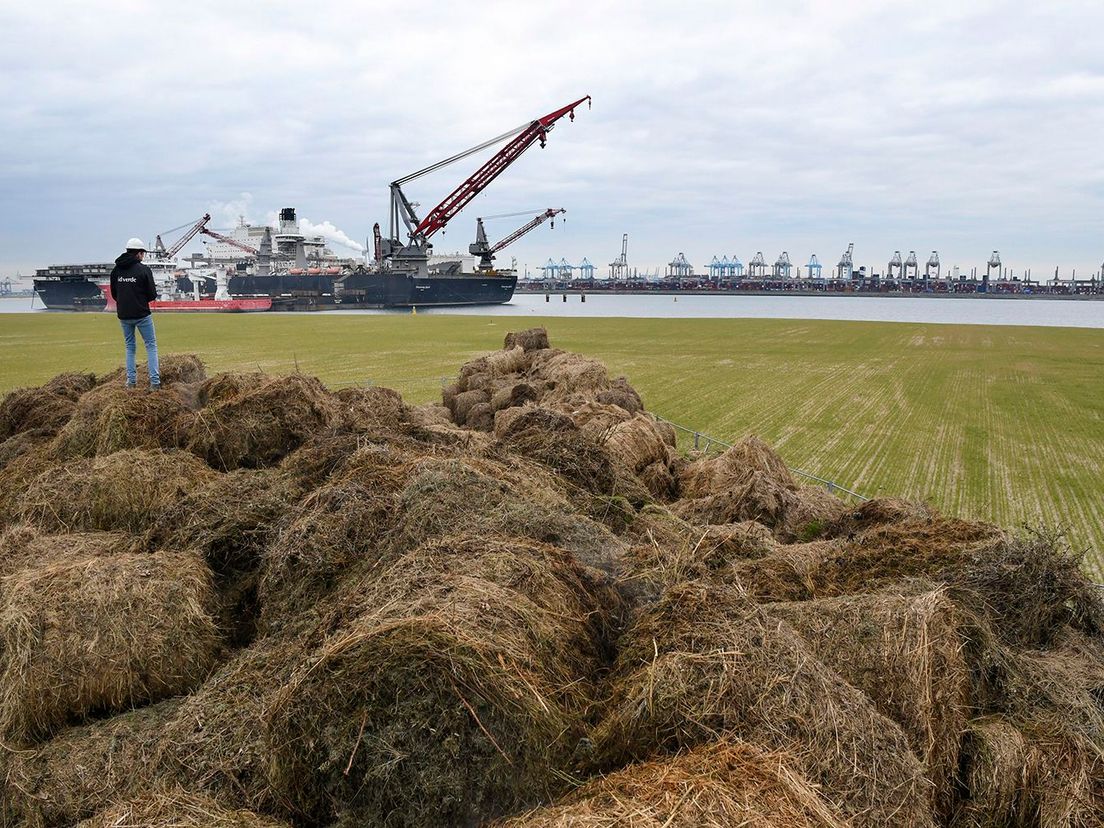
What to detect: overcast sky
<box><xmin>1</xmin><ymin>0</ymin><xmax>1102</xmax><ymax>280</ymax></box>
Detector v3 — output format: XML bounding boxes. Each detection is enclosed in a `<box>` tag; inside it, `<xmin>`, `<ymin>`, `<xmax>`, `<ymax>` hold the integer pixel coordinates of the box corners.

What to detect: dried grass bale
<box><xmin>679</xmin><ymin>435</ymin><xmax>796</xmax><ymax>497</ymax></box>
<box><xmin>189</xmin><ymin>374</ymin><xmax>338</xmax><ymax>470</ymax></box>
<box><xmin>0</xmin><ymin>525</ymin><xmax>141</xmax><ymax>577</ymax></box>
<box><xmin>407</xmin><ymin>401</ymin><xmax>452</xmax><ymax>428</ymax></box>
<box><xmin>483</xmin><ymin>344</ymin><xmax>529</xmax><ymax>375</ymax></box>
<box><xmin>504</xmin><ymin>326</ymin><xmax>550</xmax><ymax>351</ymax></box>
<box><xmin>958</xmin><ymin>527</ymin><xmax>1104</xmax><ymax>648</ymax></box>
<box><xmin>496</xmin><ymin>408</ymin><xmax>615</xmax><ymax>495</ymax></box>
<box><xmin>568</xmin><ymin>400</ymin><xmax>634</xmax><ymax>435</ymax></box>
<box><xmin>392</xmin><ymin>457</ymin><xmax>628</xmax><ymax>580</ymax></box>
<box><xmin>155</xmin><ymin>637</ymin><xmax>309</xmax><ymax>815</ymax></box>
<box><xmin>594</xmin><ymin>581</ymin><xmax>934</xmax><ymax>827</ymax></box>
<box><xmin>99</xmin><ymin>353</ymin><xmax>207</xmax><ymax>388</ymax></box>
<box><xmin>466</xmin><ymin>400</ymin><xmax>496</xmax><ymax>431</ymax></box>
<box><xmin>594</xmin><ymin>376</ymin><xmax>644</xmax><ymax>415</ymax></box>
<box><xmin>0</xmin><ymin>441</ymin><xmax>57</xmax><ymax>527</ymax></box>
<box><xmin>449</xmin><ymin>387</ymin><xmax>490</xmax><ymax>423</ymax></box>
<box><xmin>953</xmin><ymin>716</ymin><xmax>1031</xmax><ymax>827</ymax></box>
<box><xmin>2</xmin><ymin>698</ymin><xmax>182</xmax><ymax>827</ymax></box>
<box><xmin>1021</xmin><ymin>726</ymin><xmax>1104</xmax><ymax>827</ymax></box>
<box><xmin>264</xmin><ymin>533</ymin><xmax>614</xmax><ymax>828</ymax></box>
<box><xmin>149</xmin><ymin>469</ymin><xmax>301</xmax><ymax>645</ymax></box>
<box><xmin>196</xmin><ymin>371</ymin><xmax>268</xmax><ymax>407</ymax></box>
<box><xmin>536</xmin><ymin>351</ymin><xmax>610</xmax><ymax>398</ymax></box>
<box><xmin>498</xmin><ymin>740</ymin><xmax>847</xmax><ymax>828</ymax></box>
<box><xmin>77</xmin><ymin>788</ymin><xmax>291</xmax><ymax>828</ymax></box>
<box><xmin>604</xmin><ymin>414</ymin><xmax>674</xmax><ymax>475</ymax></box>
<box><xmin>0</xmin><ymin>371</ymin><xmax>95</xmax><ymax>439</ymax></box>
<box><xmin>333</xmin><ymin>384</ymin><xmax>405</xmax><ymax>433</ymax></box>
<box><xmin>766</xmin><ymin>588</ymin><xmax>971</xmax><ymax>816</ymax></box>
<box><xmin>0</xmin><ymin>427</ymin><xmax>54</xmax><ymax>470</ymax></box>
<box><xmin>52</xmin><ymin>383</ymin><xmax>195</xmax><ymax>458</ymax></box>
<box><xmin>489</xmin><ymin>380</ymin><xmax>540</xmax><ymax>412</ymax></box>
<box><xmin>258</xmin><ymin>480</ymin><xmax>395</xmax><ymax>632</ymax></box>
<box><xmin>17</xmin><ymin>449</ymin><xmax>216</xmax><ymax>533</ymax></box>
<box><xmin>0</xmin><ymin>549</ymin><xmax>220</xmax><ymax>745</ymax></box>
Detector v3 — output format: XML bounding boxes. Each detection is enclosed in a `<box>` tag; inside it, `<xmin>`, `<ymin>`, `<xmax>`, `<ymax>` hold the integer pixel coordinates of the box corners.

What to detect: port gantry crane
<box><xmin>609</xmin><ymin>234</ymin><xmax>629</xmax><ymax>280</ymax></box>
<box><xmin>468</xmin><ymin>208</ymin><xmax>566</xmax><ymax>271</ymax></box>
<box><xmin>838</xmin><ymin>243</ymin><xmax>855</xmax><ymax>280</ymax></box>
<box><xmin>925</xmin><ymin>251</ymin><xmax>941</xmax><ymax>282</ymax></box>
<box><xmin>903</xmin><ymin>251</ymin><xmax>919</xmax><ymax>280</ymax></box>
<box><xmin>382</xmin><ymin>96</ymin><xmax>591</xmax><ymax>275</ymax></box>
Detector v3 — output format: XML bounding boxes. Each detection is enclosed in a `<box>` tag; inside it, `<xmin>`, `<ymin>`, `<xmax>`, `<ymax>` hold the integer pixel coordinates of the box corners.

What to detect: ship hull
<box><xmin>229</xmin><ymin>271</ymin><xmax>517</xmax><ymax>309</ymax></box>
<box><xmin>33</xmin><ymin>277</ymin><xmax>108</xmax><ymax>311</ymax></box>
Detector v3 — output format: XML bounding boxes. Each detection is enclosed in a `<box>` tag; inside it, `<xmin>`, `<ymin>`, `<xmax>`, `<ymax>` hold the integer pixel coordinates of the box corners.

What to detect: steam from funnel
<box><xmin>299</xmin><ymin>218</ymin><xmax>366</xmax><ymax>253</ymax></box>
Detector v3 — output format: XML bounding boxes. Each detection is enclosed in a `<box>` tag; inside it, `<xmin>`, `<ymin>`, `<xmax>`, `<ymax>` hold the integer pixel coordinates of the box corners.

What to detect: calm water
<box><xmin>4</xmin><ymin>293</ymin><xmax>1104</xmax><ymax>329</ymax></box>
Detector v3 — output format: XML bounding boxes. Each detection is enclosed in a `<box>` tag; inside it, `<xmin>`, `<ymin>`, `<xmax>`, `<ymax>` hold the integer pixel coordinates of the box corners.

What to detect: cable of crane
<box><xmin>159</xmin><ymin>218</ymin><xmax>203</xmax><ymax>236</ymax></box>
<box><xmin>481</xmin><ymin>209</ymin><xmax>549</xmax><ymax>221</ymax></box>
<box><xmin>391</xmin><ymin>122</ymin><xmax>529</xmax><ymax>186</ymax></box>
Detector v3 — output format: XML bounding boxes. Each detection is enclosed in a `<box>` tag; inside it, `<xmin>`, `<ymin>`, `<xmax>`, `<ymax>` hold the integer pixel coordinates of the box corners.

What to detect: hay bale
<box><xmin>17</xmin><ymin>449</ymin><xmax>216</xmax><ymax>533</ymax></box>
<box><xmin>504</xmin><ymin>327</ymin><xmax>550</xmax><ymax>351</ymax></box>
<box><xmin>333</xmin><ymin>384</ymin><xmax>405</xmax><ymax>432</ymax></box>
<box><xmin>0</xmin><ymin>380</ymin><xmax>83</xmax><ymax>436</ymax></box>
<box><xmin>639</xmin><ymin>458</ymin><xmax>676</xmax><ymax>499</ymax></box>
<box><xmin>497</xmin><ymin>740</ymin><xmax>847</xmax><ymax>827</ymax></box>
<box><xmin>537</xmin><ymin>352</ymin><xmax>610</xmax><ymax>397</ymax></box>
<box><xmin>0</xmin><ymin>525</ymin><xmax>141</xmax><ymax>577</ymax></box>
<box><xmin>392</xmin><ymin>457</ymin><xmax>628</xmax><ymax>581</ymax></box>
<box><xmin>155</xmin><ymin>637</ymin><xmax>309</xmax><ymax>815</ymax></box>
<box><xmin>766</xmin><ymin>588</ymin><xmax>971</xmax><ymax>815</ymax></box>
<box><xmin>77</xmin><ymin>788</ymin><xmax>290</xmax><ymax>828</ymax></box>
<box><xmin>594</xmin><ymin>581</ymin><xmax>934</xmax><ymax>827</ymax></box>
<box><xmin>483</xmin><ymin>344</ymin><xmax>529</xmax><ymax>375</ymax></box>
<box><xmin>258</xmin><ymin>480</ymin><xmax>394</xmax><ymax>632</ymax></box>
<box><xmin>407</xmin><ymin>401</ymin><xmax>453</xmax><ymax>429</ymax></box>
<box><xmin>264</xmin><ymin>533</ymin><xmax>613</xmax><ymax>827</ymax></box>
<box><xmin>52</xmin><ymin>383</ymin><xmax>195</xmax><ymax>458</ymax></box>
<box><xmin>188</xmin><ymin>374</ymin><xmax>338</xmax><ymax>470</ymax></box>
<box><xmin>0</xmin><ymin>426</ymin><xmax>54</xmax><ymax>470</ymax></box>
<box><xmin>0</xmin><ymin>441</ymin><xmax>57</xmax><ymax>527</ymax></box>
<box><xmin>450</xmin><ymin>387</ymin><xmax>490</xmax><ymax>424</ymax></box>
<box><xmin>489</xmin><ymin>380</ymin><xmax>539</xmax><ymax>412</ymax></box>
<box><xmin>0</xmin><ymin>549</ymin><xmax>221</xmax><ymax>745</ymax></box>
<box><xmin>953</xmin><ymin>716</ymin><xmax>1031</xmax><ymax>827</ymax></box>
<box><xmin>679</xmin><ymin>435</ymin><xmax>795</xmax><ymax>497</ymax></box>
<box><xmin>98</xmin><ymin>353</ymin><xmax>207</xmax><ymax>388</ymax></box>
<box><xmin>594</xmin><ymin>376</ymin><xmax>643</xmax><ymax>415</ymax></box>
<box><xmin>196</xmin><ymin>371</ymin><xmax>267</xmax><ymax>407</ymax></box>
<box><xmin>496</xmin><ymin>408</ymin><xmax>615</xmax><ymax>495</ymax></box>
<box><xmin>672</xmin><ymin>469</ymin><xmax>799</xmax><ymax>530</ymax></box>
<box><xmin>568</xmin><ymin>400</ymin><xmax>634</xmax><ymax>435</ymax></box>
<box><xmin>466</xmin><ymin>400</ymin><xmax>496</xmax><ymax>431</ymax></box>
<box><xmin>2</xmin><ymin>698</ymin><xmax>182</xmax><ymax>827</ymax></box>
<box><xmin>604</xmin><ymin>414</ymin><xmax>674</xmax><ymax>474</ymax></box>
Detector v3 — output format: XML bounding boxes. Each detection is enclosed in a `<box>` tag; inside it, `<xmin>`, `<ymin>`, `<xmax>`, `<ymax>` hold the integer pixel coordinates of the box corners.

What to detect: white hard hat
<box><xmin>125</xmin><ymin>237</ymin><xmax>147</xmax><ymax>251</ymax></box>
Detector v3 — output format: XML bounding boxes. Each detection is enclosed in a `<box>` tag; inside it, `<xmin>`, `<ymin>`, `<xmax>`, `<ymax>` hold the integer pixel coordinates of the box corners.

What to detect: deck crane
<box><xmin>469</xmin><ymin>209</ymin><xmax>565</xmax><ymax>271</ymax></box>
<box><xmin>200</xmin><ymin>226</ymin><xmax>260</xmax><ymax>256</ymax></box>
<box><xmin>153</xmin><ymin>214</ymin><xmax>212</xmax><ymax>260</ymax></box>
<box><xmin>383</xmin><ymin>95</ymin><xmax>591</xmax><ymax>274</ymax></box>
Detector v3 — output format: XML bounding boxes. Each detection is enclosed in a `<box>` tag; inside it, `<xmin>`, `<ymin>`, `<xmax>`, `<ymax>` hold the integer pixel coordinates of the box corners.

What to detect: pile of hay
<box><xmin>0</xmin><ymin>548</ymin><xmax>220</xmax><ymax>744</ymax></box>
<box><xmin>592</xmin><ymin>581</ymin><xmax>935</xmax><ymax>827</ymax></box>
<box><xmin>16</xmin><ymin>448</ymin><xmax>216</xmax><ymax>533</ymax></box>
<box><xmin>2</xmin><ymin>332</ymin><xmax>1103</xmax><ymax>827</ymax></box>
<box><xmin>97</xmin><ymin>353</ymin><xmax>208</xmax><ymax>390</ymax></box>
<box><xmin>497</xmin><ymin>740</ymin><xmax>847</xmax><ymax>827</ymax></box>
<box><xmin>264</xmin><ymin>533</ymin><xmax>616</xmax><ymax>826</ymax></box>
<box><xmin>188</xmin><ymin>373</ymin><xmax>338</xmax><ymax>470</ymax></box>
<box><xmin>0</xmin><ymin>371</ymin><xmax>95</xmax><ymax>440</ymax></box>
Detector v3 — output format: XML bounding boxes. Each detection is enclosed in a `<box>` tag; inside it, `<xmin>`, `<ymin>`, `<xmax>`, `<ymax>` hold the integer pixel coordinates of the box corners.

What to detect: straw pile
<box><xmin>0</xmin><ymin>547</ymin><xmax>220</xmax><ymax>744</ymax></box>
<box><xmin>263</xmin><ymin>533</ymin><xmax>615</xmax><ymax>827</ymax></box>
<box><xmin>188</xmin><ymin>373</ymin><xmax>338</xmax><ymax>470</ymax></box>
<box><xmin>496</xmin><ymin>740</ymin><xmax>847</xmax><ymax>827</ymax></box>
<box><xmin>1</xmin><ymin>334</ymin><xmax>1103</xmax><ymax>827</ymax></box>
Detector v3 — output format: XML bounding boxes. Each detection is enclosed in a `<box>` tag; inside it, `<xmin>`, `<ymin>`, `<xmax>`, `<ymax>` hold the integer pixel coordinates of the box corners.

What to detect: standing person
<box><xmin>110</xmin><ymin>237</ymin><xmax>160</xmax><ymax>390</ymax></box>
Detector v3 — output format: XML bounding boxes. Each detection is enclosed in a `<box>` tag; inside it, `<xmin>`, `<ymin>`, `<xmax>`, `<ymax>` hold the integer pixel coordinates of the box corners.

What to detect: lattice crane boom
<box><xmin>469</xmin><ymin>208</ymin><xmax>565</xmax><ymax>270</ymax></box>
<box><xmin>390</xmin><ymin>96</ymin><xmax>591</xmax><ymax>247</ymax></box>
<box><xmin>154</xmin><ymin>214</ymin><xmax>212</xmax><ymax>260</ymax></box>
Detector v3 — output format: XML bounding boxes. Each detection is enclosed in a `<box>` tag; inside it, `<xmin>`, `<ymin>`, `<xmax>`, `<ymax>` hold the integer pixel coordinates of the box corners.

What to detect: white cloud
<box><xmin>0</xmin><ymin>0</ymin><xmax>1102</xmax><ymax>276</ymax></box>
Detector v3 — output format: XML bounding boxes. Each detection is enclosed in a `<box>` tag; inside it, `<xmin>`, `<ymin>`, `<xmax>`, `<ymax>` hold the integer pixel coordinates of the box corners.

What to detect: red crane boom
<box><xmin>154</xmin><ymin>213</ymin><xmax>211</xmax><ymax>260</ymax></box>
<box><xmin>492</xmin><ymin>208</ymin><xmax>565</xmax><ymax>253</ymax></box>
<box><xmin>201</xmin><ymin>226</ymin><xmax>259</xmax><ymax>255</ymax></box>
<box><xmin>389</xmin><ymin>95</ymin><xmax>590</xmax><ymax>248</ymax></box>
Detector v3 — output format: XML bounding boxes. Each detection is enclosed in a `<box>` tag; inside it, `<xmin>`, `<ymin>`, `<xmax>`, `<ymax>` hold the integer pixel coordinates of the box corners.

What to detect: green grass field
<box><xmin>3</xmin><ymin>312</ymin><xmax>1103</xmax><ymax>576</ymax></box>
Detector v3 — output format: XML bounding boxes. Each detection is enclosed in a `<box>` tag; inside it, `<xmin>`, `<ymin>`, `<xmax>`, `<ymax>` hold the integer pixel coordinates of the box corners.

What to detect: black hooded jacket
<box><xmin>109</xmin><ymin>252</ymin><xmax>157</xmax><ymax>319</ymax></box>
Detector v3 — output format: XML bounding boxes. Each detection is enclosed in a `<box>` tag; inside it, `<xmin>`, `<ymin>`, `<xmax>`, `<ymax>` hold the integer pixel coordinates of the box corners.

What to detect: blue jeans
<box><xmin>120</xmin><ymin>316</ymin><xmax>160</xmax><ymax>386</ymax></box>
